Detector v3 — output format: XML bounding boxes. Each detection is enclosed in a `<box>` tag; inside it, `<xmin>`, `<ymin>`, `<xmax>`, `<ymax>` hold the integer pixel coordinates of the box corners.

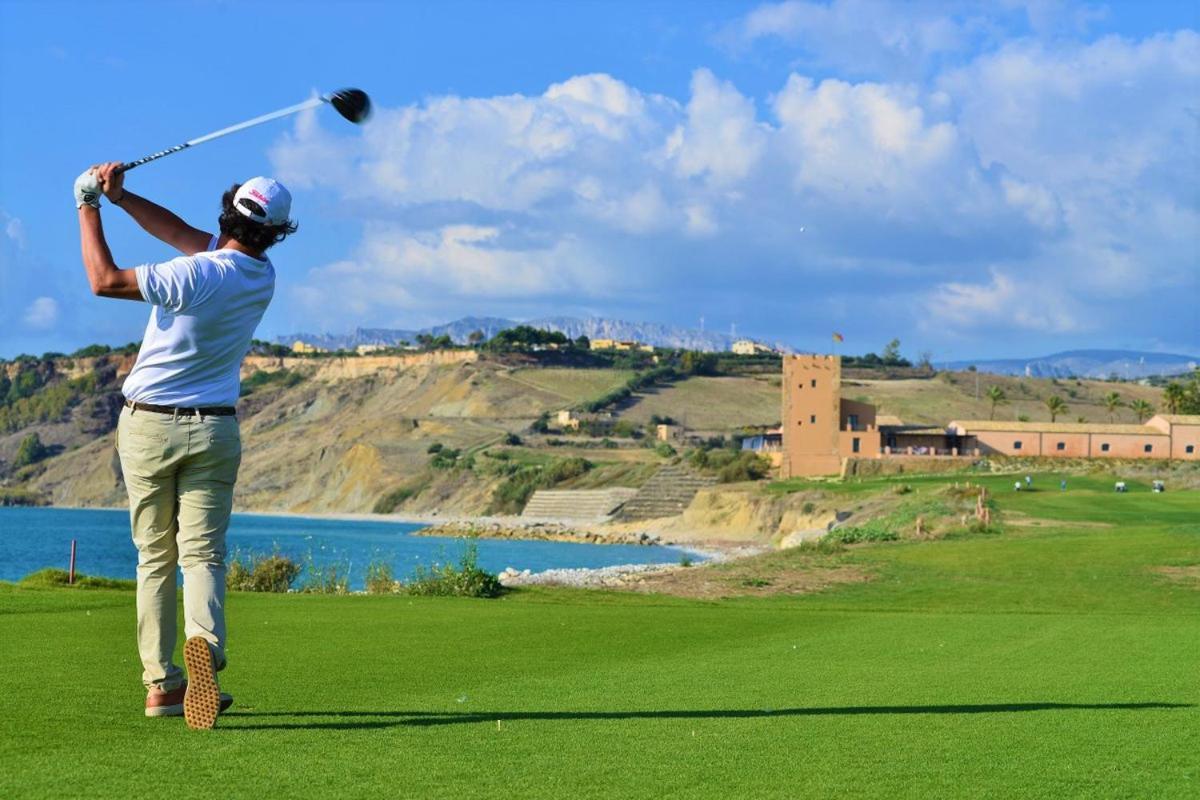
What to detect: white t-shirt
<box><xmin>122</xmin><ymin>236</ymin><xmax>275</xmax><ymax>407</ymax></box>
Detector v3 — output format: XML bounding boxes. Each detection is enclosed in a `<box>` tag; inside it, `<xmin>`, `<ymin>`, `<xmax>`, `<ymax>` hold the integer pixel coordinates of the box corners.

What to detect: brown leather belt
<box><xmin>124</xmin><ymin>399</ymin><xmax>236</xmax><ymax>417</ymax></box>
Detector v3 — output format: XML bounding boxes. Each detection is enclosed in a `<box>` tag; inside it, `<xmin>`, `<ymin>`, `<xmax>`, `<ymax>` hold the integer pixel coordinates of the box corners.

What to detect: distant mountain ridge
<box><xmin>939</xmin><ymin>349</ymin><xmax>1199</xmax><ymax>380</ymax></box>
<box><xmin>278</xmin><ymin>316</ymin><xmax>779</xmax><ymax>353</ymax></box>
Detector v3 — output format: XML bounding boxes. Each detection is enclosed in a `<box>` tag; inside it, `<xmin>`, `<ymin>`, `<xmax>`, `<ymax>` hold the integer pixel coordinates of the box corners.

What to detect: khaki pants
<box><xmin>116</xmin><ymin>405</ymin><xmax>241</xmax><ymax>691</ymax></box>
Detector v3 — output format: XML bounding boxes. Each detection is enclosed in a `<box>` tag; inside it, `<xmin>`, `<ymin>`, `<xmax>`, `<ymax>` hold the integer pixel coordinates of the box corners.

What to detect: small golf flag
<box><xmin>832</xmin><ymin>332</ymin><xmax>844</xmax><ymax>343</ymax></box>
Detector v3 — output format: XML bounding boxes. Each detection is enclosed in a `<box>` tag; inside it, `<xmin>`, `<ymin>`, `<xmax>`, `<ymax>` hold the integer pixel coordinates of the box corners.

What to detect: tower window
<box><xmin>1056</xmin><ymin>442</ymin><xmax>1065</xmax><ymax>451</ymax></box>
<box><xmin>810</xmin><ymin>415</ymin><xmax>816</xmax><ymax>424</ymax></box>
<box><xmin>1100</xmin><ymin>443</ymin><xmax>1110</xmax><ymax>452</ymax></box>
<box><xmin>1187</xmin><ymin>445</ymin><xmax>1195</xmax><ymax>454</ymax></box>
<box><xmin>1143</xmin><ymin>444</ymin><xmax>1153</xmax><ymax>453</ymax></box>
<box><xmin>1013</xmin><ymin>441</ymin><xmax>1022</xmax><ymax>450</ymax></box>
<box><xmin>811</xmin><ymin>379</ymin><xmax>816</xmax><ymax>387</ymax></box>
<box><xmin>852</xmin><ymin>437</ymin><xmax>860</xmax><ymax>453</ymax></box>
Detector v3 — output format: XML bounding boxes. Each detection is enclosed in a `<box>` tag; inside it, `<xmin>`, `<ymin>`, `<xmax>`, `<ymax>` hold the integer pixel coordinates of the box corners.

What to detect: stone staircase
<box><xmin>521</xmin><ymin>488</ymin><xmax>639</xmax><ymax>522</ymax></box>
<box><xmin>616</xmin><ymin>465</ymin><xmax>717</xmax><ymax>521</ymax></box>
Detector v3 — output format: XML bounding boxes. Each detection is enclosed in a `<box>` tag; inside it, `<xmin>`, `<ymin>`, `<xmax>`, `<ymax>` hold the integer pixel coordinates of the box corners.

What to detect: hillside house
<box><xmin>591</xmin><ymin>338</ymin><xmax>654</xmax><ymax>352</ymax></box>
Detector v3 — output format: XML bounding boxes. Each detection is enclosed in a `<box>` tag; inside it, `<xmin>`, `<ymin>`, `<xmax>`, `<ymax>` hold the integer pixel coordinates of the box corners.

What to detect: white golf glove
<box><xmin>74</xmin><ymin>169</ymin><xmax>102</xmax><ymax>209</ymax></box>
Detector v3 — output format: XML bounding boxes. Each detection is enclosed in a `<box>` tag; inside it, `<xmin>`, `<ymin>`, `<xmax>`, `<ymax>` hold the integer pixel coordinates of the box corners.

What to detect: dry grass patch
<box><xmin>1150</xmin><ymin>565</ymin><xmax>1200</xmax><ymax>589</ymax></box>
<box><xmin>628</xmin><ymin>547</ymin><xmax>873</xmax><ymax>599</ymax></box>
<box><xmin>1003</xmin><ymin>512</ymin><xmax>1114</xmax><ymax>529</ymax></box>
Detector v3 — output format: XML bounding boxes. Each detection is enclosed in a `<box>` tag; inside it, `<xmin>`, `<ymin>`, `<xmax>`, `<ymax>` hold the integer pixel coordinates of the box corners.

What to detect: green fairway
<box><xmin>1</xmin><ymin>478</ymin><xmax>1197</xmax><ymax>798</ymax></box>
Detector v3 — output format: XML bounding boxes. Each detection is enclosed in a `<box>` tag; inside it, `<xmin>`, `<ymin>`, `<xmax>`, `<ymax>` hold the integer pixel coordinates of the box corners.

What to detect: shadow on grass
<box><xmin>221</xmin><ymin>702</ymin><xmax>1192</xmax><ymax>731</ymax></box>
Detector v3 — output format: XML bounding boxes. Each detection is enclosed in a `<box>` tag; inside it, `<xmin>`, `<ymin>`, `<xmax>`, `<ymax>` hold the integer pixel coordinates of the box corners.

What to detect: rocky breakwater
<box><xmin>415</xmin><ymin>519</ymin><xmax>660</xmax><ymax>546</ymax></box>
<box><xmin>498</xmin><ymin>563</ymin><xmax>680</xmax><ymax>589</ymax></box>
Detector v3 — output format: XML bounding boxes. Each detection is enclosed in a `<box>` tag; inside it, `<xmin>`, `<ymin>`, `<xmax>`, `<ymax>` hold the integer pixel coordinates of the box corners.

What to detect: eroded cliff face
<box><xmin>17</xmin><ymin>359</ymin><xmax>568</xmax><ymax>514</ymax></box>
<box><xmin>644</xmin><ymin>487</ymin><xmax>842</xmax><ymax>546</ymax></box>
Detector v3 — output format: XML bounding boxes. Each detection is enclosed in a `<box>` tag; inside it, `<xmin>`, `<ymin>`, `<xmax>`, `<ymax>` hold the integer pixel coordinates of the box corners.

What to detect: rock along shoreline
<box><xmin>414</xmin><ymin>519</ymin><xmax>661</xmax><ymax>546</ymax></box>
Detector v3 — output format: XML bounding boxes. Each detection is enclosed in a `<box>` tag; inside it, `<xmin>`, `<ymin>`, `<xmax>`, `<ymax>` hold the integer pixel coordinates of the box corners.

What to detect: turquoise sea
<box><xmin>0</xmin><ymin>507</ymin><xmax>692</xmax><ymax>590</ymax></box>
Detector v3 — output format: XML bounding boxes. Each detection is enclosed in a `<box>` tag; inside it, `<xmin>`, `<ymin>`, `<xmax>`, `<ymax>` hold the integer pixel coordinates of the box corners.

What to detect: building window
<box><xmin>1144</xmin><ymin>444</ymin><xmax>1153</xmax><ymax>453</ymax></box>
<box><xmin>810</xmin><ymin>415</ymin><xmax>816</xmax><ymax>424</ymax></box>
<box><xmin>1056</xmin><ymin>442</ymin><xmax>1065</xmax><ymax>451</ymax></box>
<box><xmin>1013</xmin><ymin>441</ymin><xmax>1022</xmax><ymax>450</ymax></box>
<box><xmin>848</xmin><ymin>414</ymin><xmax>859</xmax><ymax>428</ymax></box>
<box><xmin>1100</xmin><ymin>443</ymin><xmax>1110</xmax><ymax>452</ymax></box>
<box><xmin>811</xmin><ymin>379</ymin><xmax>816</xmax><ymax>387</ymax></box>
<box><xmin>1187</xmin><ymin>445</ymin><xmax>1195</xmax><ymax>454</ymax></box>
<box><xmin>852</xmin><ymin>437</ymin><xmax>860</xmax><ymax>453</ymax></box>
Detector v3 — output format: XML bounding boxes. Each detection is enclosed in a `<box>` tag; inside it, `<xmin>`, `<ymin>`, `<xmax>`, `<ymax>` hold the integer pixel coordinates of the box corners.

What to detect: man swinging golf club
<box><xmin>75</xmin><ymin>163</ymin><xmax>295</xmax><ymax>729</ymax></box>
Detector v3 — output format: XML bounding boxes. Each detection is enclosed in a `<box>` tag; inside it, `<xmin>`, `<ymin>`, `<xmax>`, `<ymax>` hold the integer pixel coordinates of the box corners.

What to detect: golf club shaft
<box><xmin>117</xmin><ymin>96</ymin><xmax>326</xmax><ymax>174</ymax></box>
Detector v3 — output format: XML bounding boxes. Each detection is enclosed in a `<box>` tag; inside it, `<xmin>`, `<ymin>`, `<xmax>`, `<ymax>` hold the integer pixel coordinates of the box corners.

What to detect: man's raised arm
<box><xmin>95</xmin><ymin>161</ymin><xmax>213</xmax><ymax>256</ymax></box>
<box><xmin>74</xmin><ymin>166</ymin><xmax>141</xmax><ymax>300</ymax></box>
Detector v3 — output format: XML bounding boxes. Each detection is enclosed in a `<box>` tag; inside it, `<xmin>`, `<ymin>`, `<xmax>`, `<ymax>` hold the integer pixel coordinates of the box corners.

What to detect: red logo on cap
<box><xmin>249</xmin><ymin>189</ymin><xmax>270</xmax><ymax>205</ymax></box>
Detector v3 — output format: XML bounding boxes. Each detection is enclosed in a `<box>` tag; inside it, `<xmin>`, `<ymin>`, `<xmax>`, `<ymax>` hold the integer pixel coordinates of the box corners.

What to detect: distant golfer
<box><xmin>74</xmin><ymin>163</ymin><xmax>295</xmax><ymax>729</ymax></box>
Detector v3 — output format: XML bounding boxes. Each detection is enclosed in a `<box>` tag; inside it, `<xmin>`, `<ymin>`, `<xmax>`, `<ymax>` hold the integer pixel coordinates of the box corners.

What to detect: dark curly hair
<box><xmin>218</xmin><ymin>183</ymin><xmax>298</xmax><ymax>253</ymax></box>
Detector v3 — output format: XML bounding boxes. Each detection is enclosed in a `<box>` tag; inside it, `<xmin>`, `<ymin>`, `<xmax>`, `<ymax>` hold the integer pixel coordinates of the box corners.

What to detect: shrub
<box><xmin>301</xmin><ymin>557</ymin><xmax>350</xmax><ymax>594</ymax></box>
<box><xmin>503</xmin><ymin>432</ymin><xmax>522</xmax><ymax>446</ymax></box>
<box><xmin>546</xmin><ymin>456</ymin><xmax>591</xmax><ymax>483</ymax></box>
<box><xmin>717</xmin><ymin>452</ymin><xmax>771</xmax><ymax>483</ymax></box>
<box><xmin>405</xmin><ymin>544</ymin><xmax>502</xmax><ymax>598</ymax></box>
<box><xmin>689</xmin><ymin>448</ymin><xmax>770</xmax><ymax>482</ymax></box>
<box><xmin>427</xmin><ymin>442</ymin><xmax>444</xmax><ymax>454</ymax></box>
<box><xmin>19</xmin><ymin>568</ymin><xmax>134</xmax><ymax>590</ymax></box>
<box><xmin>792</xmin><ymin>538</ymin><xmax>845</xmax><ymax>554</ymax></box>
<box><xmin>430</xmin><ymin>447</ymin><xmax>463</xmax><ymax>469</ymax></box>
<box><xmin>226</xmin><ymin>552</ymin><xmax>301</xmax><ymax>592</ymax></box>
<box><xmin>827</xmin><ymin>520</ymin><xmax>900</xmax><ymax>544</ymax></box>
<box><xmin>801</xmin><ymin>501</ymin><xmax>816</xmax><ymax>514</ymax></box>
<box><xmin>655</xmin><ymin>443</ymin><xmax>677</xmax><ymax>458</ymax></box>
<box><xmin>13</xmin><ymin>433</ymin><xmax>48</xmax><ymax>468</ymax></box>
<box><xmin>487</xmin><ymin>456</ymin><xmax>594</xmax><ymax>514</ymax></box>
<box><xmin>239</xmin><ymin>368</ymin><xmax>305</xmax><ymax>397</ymax></box>
<box><xmin>373</xmin><ymin>485</ymin><xmax>420</xmax><ymax>514</ymax></box>
<box><xmin>365</xmin><ymin>561</ymin><xmax>397</xmax><ymax>594</ymax></box>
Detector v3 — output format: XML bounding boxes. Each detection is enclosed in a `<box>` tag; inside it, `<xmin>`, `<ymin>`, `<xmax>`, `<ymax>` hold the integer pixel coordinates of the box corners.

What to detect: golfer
<box><xmin>75</xmin><ymin>163</ymin><xmax>294</xmax><ymax>729</ymax></box>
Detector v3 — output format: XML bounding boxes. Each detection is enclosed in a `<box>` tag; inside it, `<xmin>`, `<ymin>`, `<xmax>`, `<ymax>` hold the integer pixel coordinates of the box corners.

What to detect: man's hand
<box><xmin>95</xmin><ymin>162</ymin><xmax>126</xmax><ymax>203</ymax></box>
<box><xmin>74</xmin><ymin>169</ymin><xmax>102</xmax><ymax>209</ymax></box>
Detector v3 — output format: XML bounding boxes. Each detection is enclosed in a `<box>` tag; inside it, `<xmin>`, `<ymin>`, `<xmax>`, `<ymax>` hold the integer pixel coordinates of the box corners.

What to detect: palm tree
<box><xmin>1163</xmin><ymin>382</ymin><xmax>1186</xmax><ymax>414</ymax></box>
<box><xmin>985</xmin><ymin>386</ymin><xmax>1008</xmax><ymax>420</ymax></box>
<box><xmin>1102</xmin><ymin>392</ymin><xmax>1124</xmax><ymax>423</ymax></box>
<box><xmin>1044</xmin><ymin>395</ymin><xmax>1068</xmax><ymax>422</ymax></box>
<box><xmin>1129</xmin><ymin>398</ymin><xmax>1154</xmax><ymax>423</ymax></box>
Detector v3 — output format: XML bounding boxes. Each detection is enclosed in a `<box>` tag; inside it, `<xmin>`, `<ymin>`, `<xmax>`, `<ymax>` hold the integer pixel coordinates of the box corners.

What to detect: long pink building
<box><xmin>948</xmin><ymin>415</ymin><xmax>1199</xmax><ymax>460</ymax></box>
<box><xmin>779</xmin><ymin>354</ymin><xmax>1200</xmax><ymax>478</ymax></box>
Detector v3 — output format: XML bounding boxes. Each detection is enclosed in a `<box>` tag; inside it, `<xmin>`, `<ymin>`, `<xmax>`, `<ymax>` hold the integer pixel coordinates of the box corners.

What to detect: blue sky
<box><xmin>1</xmin><ymin>0</ymin><xmax>1196</xmax><ymax>360</ymax></box>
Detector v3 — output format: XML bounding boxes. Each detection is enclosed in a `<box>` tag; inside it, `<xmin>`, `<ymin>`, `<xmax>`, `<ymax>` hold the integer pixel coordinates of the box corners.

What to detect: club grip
<box><xmin>117</xmin><ymin>142</ymin><xmax>192</xmax><ymax>174</ymax></box>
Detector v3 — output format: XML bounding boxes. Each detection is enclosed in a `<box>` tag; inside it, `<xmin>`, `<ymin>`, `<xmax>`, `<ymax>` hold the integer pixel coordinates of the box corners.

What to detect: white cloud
<box><xmin>924</xmin><ymin>269</ymin><xmax>1080</xmax><ymax>333</ymax></box>
<box><xmin>23</xmin><ymin>297</ymin><xmax>59</xmax><ymax>330</ymax></box>
<box><xmin>666</xmin><ymin>68</ymin><xmax>767</xmax><ymax>185</ymax></box>
<box><xmin>726</xmin><ymin>1</ymin><xmax>980</xmax><ymax>78</ymax></box>
<box><xmin>772</xmin><ymin>76</ymin><xmax>964</xmax><ymax>209</ymax></box>
<box><xmin>3</xmin><ymin>211</ymin><xmax>25</xmax><ymax>249</ymax></box>
<box><xmin>267</xmin><ymin>30</ymin><xmax>1197</xmax><ymax>350</ymax></box>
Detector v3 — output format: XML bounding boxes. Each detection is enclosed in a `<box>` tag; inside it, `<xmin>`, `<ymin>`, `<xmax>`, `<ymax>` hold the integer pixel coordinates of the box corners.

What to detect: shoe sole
<box><xmin>183</xmin><ymin>637</ymin><xmax>220</xmax><ymax>730</ymax></box>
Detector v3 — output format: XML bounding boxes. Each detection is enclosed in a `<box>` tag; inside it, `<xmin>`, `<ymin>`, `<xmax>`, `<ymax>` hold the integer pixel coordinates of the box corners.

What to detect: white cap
<box><xmin>234</xmin><ymin>177</ymin><xmax>292</xmax><ymax>225</ymax></box>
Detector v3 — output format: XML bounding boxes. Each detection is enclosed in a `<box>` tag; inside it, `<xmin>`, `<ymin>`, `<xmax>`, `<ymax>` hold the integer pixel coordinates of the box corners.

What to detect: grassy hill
<box><xmin>846</xmin><ymin>370</ymin><xmax>1167</xmax><ymax>425</ymax></box>
<box><xmin>1</xmin><ymin>474</ymin><xmax>1195</xmax><ymax>798</ymax></box>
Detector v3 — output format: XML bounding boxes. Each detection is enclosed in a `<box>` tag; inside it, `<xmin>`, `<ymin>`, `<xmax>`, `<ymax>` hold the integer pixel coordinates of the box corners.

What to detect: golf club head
<box><xmin>326</xmin><ymin>88</ymin><xmax>371</xmax><ymax>124</ymax></box>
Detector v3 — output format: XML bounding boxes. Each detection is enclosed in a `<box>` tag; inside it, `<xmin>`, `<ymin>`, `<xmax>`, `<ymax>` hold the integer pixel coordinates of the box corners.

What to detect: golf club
<box><xmin>116</xmin><ymin>88</ymin><xmax>370</xmax><ymax>174</ymax></box>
